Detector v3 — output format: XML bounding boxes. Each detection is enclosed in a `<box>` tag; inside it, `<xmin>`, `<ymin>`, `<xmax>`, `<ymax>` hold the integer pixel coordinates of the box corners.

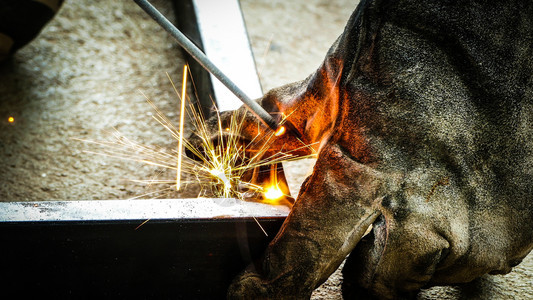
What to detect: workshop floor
<box><xmin>0</xmin><ymin>0</ymin><xmax>530</xmax><ymax>299</ymax></box>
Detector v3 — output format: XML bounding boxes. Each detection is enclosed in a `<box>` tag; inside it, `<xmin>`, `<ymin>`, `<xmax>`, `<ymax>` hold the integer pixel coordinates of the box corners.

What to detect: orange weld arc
<box><xmin>176</xmin><ymin>65</ymin><xmax>188</xmax><ymax>191</ymax></box>
<box><xmin>274</xmin><ymin>125</ymin><xmax>285</xmax><ymax>137</ymax></box>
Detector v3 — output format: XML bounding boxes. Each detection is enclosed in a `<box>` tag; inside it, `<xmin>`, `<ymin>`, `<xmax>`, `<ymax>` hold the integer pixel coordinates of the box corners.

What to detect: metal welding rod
<box><xmin>133</xmin><ymin>0</ymin><xmax>279</xmax><ymax>132</ymax></box>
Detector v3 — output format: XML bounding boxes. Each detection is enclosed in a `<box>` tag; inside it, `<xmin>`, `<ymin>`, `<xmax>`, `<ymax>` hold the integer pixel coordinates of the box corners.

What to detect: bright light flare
<box><xmin>274</xmin><ymin>125</ymin><xmax>285</xmax><ymax>136</ymax></box>
<box><xmin>263</xmin><ymin>164</ymin><xmax>285</xmax><ymax>203</ymax></box>
<box><xmin>264</xmin><ymin>184</ymin><xmax>284</xmax><ymax>200</ymax></box>
<box><xmin>8</xmin><ymin>116</ymin><xmax>14</xmax><ymax>123</ymax></box>
<box><xmin>208</xmin><ymin>167</ymin><xmax>232</xmax><ymax>192</ymax></box>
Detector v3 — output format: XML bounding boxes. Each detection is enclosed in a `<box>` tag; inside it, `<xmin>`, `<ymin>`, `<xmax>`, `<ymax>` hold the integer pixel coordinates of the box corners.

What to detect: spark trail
<box><xmin>77</xmin><ymin>70</ymin><xmax>317</xmax><ymax>204</ymax></box>
<box><xmin>176</xmin><ymin>65</ymin><xmax>188</xmax><ymax>191</ymax></box>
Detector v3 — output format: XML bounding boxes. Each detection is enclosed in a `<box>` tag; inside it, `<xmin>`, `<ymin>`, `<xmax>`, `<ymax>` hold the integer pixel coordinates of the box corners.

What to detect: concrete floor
<box><xmin>0</xmin><ymin>0</ymin><xmax>531</xmax><ymax>298</ymax></box>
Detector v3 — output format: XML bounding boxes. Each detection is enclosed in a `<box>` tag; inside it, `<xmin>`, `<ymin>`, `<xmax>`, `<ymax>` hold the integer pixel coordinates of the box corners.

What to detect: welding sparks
<box><xmin>77</xmin><ymin>67</ymin><xmax>317</xmax><ymax>203</ymax></box>
<box><xmin>207</xmin><ymin>166</ymin><xmax>232</xmax><ymax>193</ymax></box>
<box><xmin>176</xmin><ymin>65</ymin><xmax>188</xmax><ymax>191</ymax></box>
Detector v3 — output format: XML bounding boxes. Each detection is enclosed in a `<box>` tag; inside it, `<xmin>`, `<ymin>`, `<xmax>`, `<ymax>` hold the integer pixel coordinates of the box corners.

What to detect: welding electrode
<box><xmin>133</xmin><ymin>0</ymin><xmax>279</xmax><ymax>132</ymax></box>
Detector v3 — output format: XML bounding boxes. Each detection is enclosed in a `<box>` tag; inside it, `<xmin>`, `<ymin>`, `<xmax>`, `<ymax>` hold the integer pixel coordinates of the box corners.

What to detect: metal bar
<box><xmin>174</xmin><ymin>0</ymin><xmax>263</xmax><ymax>113</ymax></box>
<box><xmin>0</xmin><ymin>198</ymin><xmax>289</xmax><ymax>221</ymax></box>
<box><xmin>172</xmin><ymin>0</ymin><xmax>214</xmax><ymax>117</ymax></box>
<box><xmin>134</xmin><ymin>0</ymin><xmax>279</xmax><ymax>131</ymax></box>
<box><xmin>0</xmin><ymin>199</ymin><xmax>288</xmax><ymax>298</ymax></box>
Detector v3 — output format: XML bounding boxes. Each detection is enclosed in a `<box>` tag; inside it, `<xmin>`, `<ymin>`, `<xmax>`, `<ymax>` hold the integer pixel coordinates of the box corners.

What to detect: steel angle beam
<box><xmin>173</xmin><ymin>0</ymin><xmax>263</xmax><ymax>114</ymax></box>
<box><xmin>0</xmin><ymin>199</ymin><xmax>289</xmax><ymax>298</ymax></box>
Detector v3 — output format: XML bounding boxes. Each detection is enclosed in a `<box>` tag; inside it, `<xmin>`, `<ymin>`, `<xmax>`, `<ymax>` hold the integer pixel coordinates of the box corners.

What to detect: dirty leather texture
<box><xmin>212</xmin><ymin>0</ymin><xmax>533</xmax><ymax>299</ymax></box>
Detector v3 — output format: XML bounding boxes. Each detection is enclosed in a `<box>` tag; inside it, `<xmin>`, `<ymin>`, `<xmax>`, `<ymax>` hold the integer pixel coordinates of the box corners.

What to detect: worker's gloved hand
<box><xmin>0</xmin><ymin>0</ymin><xmax>63</xmax><ymax>62</ymax></box>
<box><xmin>200</xmin><ymin>0</ymin><xmax>532</xmax><ymax>299</ymax></box>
